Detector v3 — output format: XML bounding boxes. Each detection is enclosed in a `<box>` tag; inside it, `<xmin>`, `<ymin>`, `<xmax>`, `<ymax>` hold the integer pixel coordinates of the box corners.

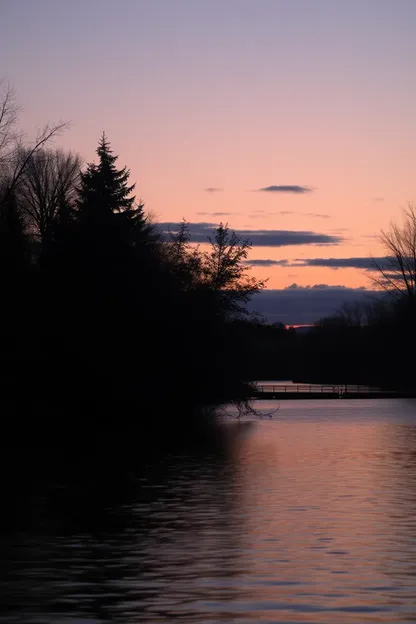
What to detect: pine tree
<box><xmin>77</xmin><ymin>133</ymin><xmax>150</xmax><ymax>251</ymax></box>
<box><xmin>78</xmin><ymin>133</ymin><xmax>134</xmax><ymax>217</ymax></box>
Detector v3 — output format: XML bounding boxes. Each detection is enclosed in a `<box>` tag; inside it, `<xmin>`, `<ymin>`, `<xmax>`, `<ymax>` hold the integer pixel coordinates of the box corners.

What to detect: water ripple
<box><xmin>0</xmin><ymin>398</ymin><xmax>416</xmax><ymax>623</ymax></box>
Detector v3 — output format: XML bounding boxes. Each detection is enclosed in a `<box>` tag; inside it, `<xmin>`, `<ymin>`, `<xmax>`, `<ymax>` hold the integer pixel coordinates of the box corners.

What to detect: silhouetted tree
<box><xmin>373</xmin><ymin>203</ymin><xmax>416</xmax><ymax>306</ymax></box>
<box><xmin>0</xmin><ymin>80</ymin><xmax>18</xmax><ymax>166</ymax></box>
<box><xmin>164</xmin><ymin>220</ymin><xmax>203</xmax><ymax>290</ymax></box>
<box><xmin>77</xmin><ymin>132</ymin><xmax>146</xmax><ymax>230</ymax></box>
<box><xmin>17</xmin><ymin>148</ymin><xmax>81</xmax><ymax>244</ymax></box>
<box><xmin>0</xmin><ymin>185</ymin><xmax>29</xmax><ymax>274</ymax></box>
<box><xmin>203</xmin><ymin>223</ymin><xmax>265</xmax><ymax>316</ymax></box>
<box><xmin>0</xmin><ymin>128</ymin><xmax>269</xmax><ymax>447</ymax></box>
<box><xmin>0</xmin><ymin>79</ymin><xmax>68</xmax><ymax>210</ymax></box>
<box><xmin>165</xmin><ymin>221</ymin><xmax>264</xmax><ymax>316</ymax></box>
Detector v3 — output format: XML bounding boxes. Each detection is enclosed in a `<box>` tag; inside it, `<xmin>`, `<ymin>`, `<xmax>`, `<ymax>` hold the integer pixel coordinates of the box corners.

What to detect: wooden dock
<box><xmin>251</xmin><ymin>383</ymin><xmax>414</xmax><ymax>400</ymax></box>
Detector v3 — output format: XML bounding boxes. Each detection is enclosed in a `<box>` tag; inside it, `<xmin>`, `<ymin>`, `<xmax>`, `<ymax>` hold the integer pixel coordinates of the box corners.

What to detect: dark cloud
<box><xmin>297</xmin><ymin>257</ymin><xmax>388</xmax><ymax>270</ymax></box>
<box><xmin>157</xmin><ymin>222</ymin><xmax>343</xmax><ymax>247</ymax></box>
<box><xmin>204</xmin><ymin>187</ymin><xmax>223</xmax><ymax>193</ymax></box>
<box><xmin>257</xmin><ymin>185</ymin><xmax>312</xmax><ymax>194</ymax></box>
<box><xmin>246</xmin><ymin>256</ymin><xmax>389</xmax><ymax>270</ymax></box>
<box><xmin>247</xmin><ymin>286</ymin><xmax>380</xmax><ymax>326</ymax></box>
<box><xmin>245</xmin><ymin>259</ymin><xmax>290</xmax><ymax>267</ymax></box>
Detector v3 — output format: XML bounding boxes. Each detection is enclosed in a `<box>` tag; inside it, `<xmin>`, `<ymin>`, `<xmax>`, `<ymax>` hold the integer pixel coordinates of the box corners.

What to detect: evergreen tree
<box><xmin>0</xmin><ymin>186</ymin><xmax>30</xmax><ymax>274</ymax></box>
<box><xmin>76</xmin><ymin>133</ymin><xmax>152</xmax><ymax>260</ymax></box>
<box><xmin>78</xmin><ymin>133</ymin><xmax>136</xmax><ymax>223</ymax></box>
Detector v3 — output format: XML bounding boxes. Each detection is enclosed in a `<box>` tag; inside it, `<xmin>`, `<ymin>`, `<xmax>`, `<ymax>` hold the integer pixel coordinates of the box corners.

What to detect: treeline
<box><xmin>0</xmin><ymin>119</ymin><xmax>264</xmax><ymax>443</ymax></box>
<box><xmin>297</xmin><ymin>297</ymin><xmax>414</xmax><ymax>389</ymax></box>
<box><xmin>246</xmin><ymin>202</ymin><xmax>416</xmax><ymax>391</ymax></box>
<box><xmin>298</xmin><ymin>205</ymin><xmax>416</xmax><ymax>389</ymax></box>
<box><xmin>246</xmin><ymin>295</ymin><xmax>415</xmax><ymax>391</ymax></box>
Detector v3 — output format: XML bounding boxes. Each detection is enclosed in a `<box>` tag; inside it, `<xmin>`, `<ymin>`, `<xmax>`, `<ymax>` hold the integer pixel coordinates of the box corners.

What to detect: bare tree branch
<box><xmin>0</xmin><ymin>80</ymin><xmax>19</xmax><ymax>161</ymax></box>
<box><xmin>371</xmin><ymin>203</ymin><xmax>416</xmax><ymax>305</ymax></box>
<box><xmin>17</xmin><ymin>147</ymin><xmax>81</xmax><ymax>240</ymax></box>
<box><xmin>0</xmin><ymin>121</ymin><xmax>69</xmax><ymax>210</ymax></box>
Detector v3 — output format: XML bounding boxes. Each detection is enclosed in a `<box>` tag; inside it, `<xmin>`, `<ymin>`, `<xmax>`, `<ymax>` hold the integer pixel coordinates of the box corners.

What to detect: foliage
<box><xmin>0</xmin><ymin>125</ymin><xmax>266</xmax><ymax>443</ymax></box>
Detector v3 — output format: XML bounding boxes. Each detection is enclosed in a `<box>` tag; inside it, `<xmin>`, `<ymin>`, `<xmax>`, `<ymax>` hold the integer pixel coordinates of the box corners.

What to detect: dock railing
<box><xmin>254</xmin><ymin>383</ymin><xmax>389</xmax><ymax>395</ymax></box>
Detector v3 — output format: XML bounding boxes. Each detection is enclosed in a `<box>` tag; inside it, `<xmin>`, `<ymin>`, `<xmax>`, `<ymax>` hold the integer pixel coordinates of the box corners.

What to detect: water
<box><xmin>1</xmin><ymin>399</ymin><xmax>416</xmax><ymax>623</ymax></box>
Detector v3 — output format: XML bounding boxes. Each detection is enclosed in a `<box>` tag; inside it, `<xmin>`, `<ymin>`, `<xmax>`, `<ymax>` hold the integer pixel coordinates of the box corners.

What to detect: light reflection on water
<box><xmin>1</xmin><ymin>399</ymin><xmax>416</xmax><ymax>623</ymax></box>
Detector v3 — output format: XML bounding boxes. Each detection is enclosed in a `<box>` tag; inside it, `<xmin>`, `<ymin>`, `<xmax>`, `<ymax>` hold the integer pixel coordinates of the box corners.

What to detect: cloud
<box><xmin>245</xmin><ymin>256</ymin><xmax>389</xmax><ymax>270</ymax></box>
<box><xmin>296</xmin><ymin>257</ymin><xmax>388</xmax><ymax>270</ymax></box>
<box><xmin>305</xmin><ymin>212</ymin><xmax>329</xmax><ymax>219</ymax></box>
<box><xmin>278</xmin><ymin>210</ymin><xmax>329</xmax><ymax>218</ymax></box>
<box><xmin>196</xmin><ymin>211</ymin><xmax>236</xmax><ymax>217</ymax></box>
<box><xmin>157</xmin><ymin>222</ymin><xmax>343</xmax><ymax>247</ymax></box>
<box><xmin>257</xmin><ymin>185</ymin><xmax>312</xmax><ymax>194</ymax></box>
<box><xmin>373</xmin><ymin>197</ymin><xmax>384</xmax><ymax>202</ymax></box>
<box><xmin>247</xmin><ymin>285</ymin><xmax>381</xmax><ymax>325</ymax></box>
<box><xmin>249</xmin><ymin>210</ymin><xmax>329</xmax><ymax>220</ymax></box>
<box><xmin>245</xmin><ymin>259</ymin><xmax>290</xmax><ymax>267</ymax></box>
<box><xmin>204</xmin><ymin>187</ymin><xmax>223</xmax><ymax>193</ymax></box>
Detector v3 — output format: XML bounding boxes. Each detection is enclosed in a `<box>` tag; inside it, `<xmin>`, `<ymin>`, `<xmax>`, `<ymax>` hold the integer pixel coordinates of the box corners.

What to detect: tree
<box><xmin>373</xmin><ymin>203</ymin><xmax>416</xmax><ymax>306</ymax></box>
<box><xmin>203</xmin><ymin>223</ymin><xmax>265</xmax><ymax>317</ymax></box>
<box><xmin>78</xmin><ymin>133</ymin><xmax>135</xmax><ymax>217</ymax></box>
<box><xmin>0</xmin><ymin>80</ymin><xmax>18</xmax><ymax>165</ymax></box>
<box><xmin>164</xmin><ymin>220</ymin><xmax>203</xmax><ymax>290</ymax></box>
<box><xmin>0</xmin><ymin>186</ymin><xmax>30</xmax><ymax>274</ymax></box>
<box><xmin>17</xmin><ymin>148</ymin><xmax>82</xmax><ymax>243</ymax></box>
<box><xmin>0</xmin><ymin>80</ymin><xmax>68</xmax><ymax>210</ymax></box>
<box><xmin>76</xmin><ymin>133</ymin><xmax>153</xmax><ymax>254</ymax></box>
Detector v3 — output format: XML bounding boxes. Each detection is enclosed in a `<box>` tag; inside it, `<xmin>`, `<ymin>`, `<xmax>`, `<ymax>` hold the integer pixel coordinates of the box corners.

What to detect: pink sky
<box><xmin>2</xmin><ymin>0</ymin><xmax>416</xmax><ymax>297</ymax></box>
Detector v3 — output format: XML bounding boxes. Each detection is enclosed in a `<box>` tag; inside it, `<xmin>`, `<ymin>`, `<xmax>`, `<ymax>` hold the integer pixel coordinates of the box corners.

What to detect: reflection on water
<box><xmin>1</xmin><ymin>399</ymin><xmax>416</xmax><ymax>623</ymax></box>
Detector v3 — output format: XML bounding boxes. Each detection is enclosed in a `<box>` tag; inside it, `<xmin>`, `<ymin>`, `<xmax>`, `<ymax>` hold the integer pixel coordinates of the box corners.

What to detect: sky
<box><xmin>1</xmin><ymin>0</ymin><xmax>415</xmax><ymax>323</ymax></box>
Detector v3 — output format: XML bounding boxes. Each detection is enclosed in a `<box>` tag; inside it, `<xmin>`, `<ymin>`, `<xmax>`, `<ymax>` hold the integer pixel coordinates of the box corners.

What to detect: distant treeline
<box><xmin>245</xmin><ymin>294</ymin><xmax>415</xmax><ymax>391</ymax></box>
<box><xmin>241</xmin><ymin>201</ymin><xmax>416</xmax><ymax>390</ymax></box>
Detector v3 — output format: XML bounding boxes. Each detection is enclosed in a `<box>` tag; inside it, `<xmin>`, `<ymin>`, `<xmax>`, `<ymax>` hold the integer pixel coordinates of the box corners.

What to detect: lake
<box><xmin>1</xmin><ymin>398</ymin><xmax>416</xmax><ymax>623</ymax></box>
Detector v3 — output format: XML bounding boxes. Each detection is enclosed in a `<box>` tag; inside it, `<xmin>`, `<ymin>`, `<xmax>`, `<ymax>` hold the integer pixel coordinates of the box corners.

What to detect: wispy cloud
<box><xmin>196</xmin><ymin>211</ymin><xmax>237</xmax><ymax>217</ymax></box>
<box><xmin>331</xmin><ymin>227</ymin><xmax>350</xmax><ymax>234</ymax></box>
<box><xmin>157</xmin><ymin>222</ymin><xmax>343</xmax><ymax>247</ymax></box>
<box><xmin>278</xmin><ymin>210</ymin><xmax>329</xmax><ymax>218</ymax></box>
<box><xmin>204</xmin><ymin>187</ymin><xmax>223</xmax><ymax>193</ymax></box>
<box><xmin>305</xmin><ymin>212</ymin><xmax>329</xmax><ymax>219</ymax></box>
<box><xmin>248</xmin><ymin>210</ymin><xmax>329</xmax><ymax>220</ymax></box>
<box><xmin>257</xmin><ymin>185</ymin><xmax>312</xmax><ymax>194</ymax></box>
<box><xmin>246</xmin><ymin>256</ymin><xmax>389</xmax><ymax>269</ymax></box>
<box><xmin>245</xmin><ymin>259</ymin><xmax>290</xmax><ymax>267</ymax></box>
<box><xmin>296</xmin><ymin>257</ymin><xmax>388</xmax><ymax>270</ymax></box>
